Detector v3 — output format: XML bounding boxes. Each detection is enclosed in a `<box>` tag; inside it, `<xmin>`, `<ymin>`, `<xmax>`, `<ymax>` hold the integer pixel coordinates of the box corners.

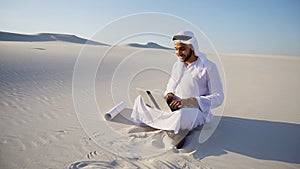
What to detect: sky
<box><xmin>1</xmin><ymin>0</ymin><xmax>300</xmax><ymax>56</ymax></box>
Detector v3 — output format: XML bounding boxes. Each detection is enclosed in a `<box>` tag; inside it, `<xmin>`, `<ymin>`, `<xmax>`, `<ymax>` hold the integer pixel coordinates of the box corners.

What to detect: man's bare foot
<box><xmin>166</xmin><ymin>129</ymin><xmax>190</xmax><ymax>149</ymax></box>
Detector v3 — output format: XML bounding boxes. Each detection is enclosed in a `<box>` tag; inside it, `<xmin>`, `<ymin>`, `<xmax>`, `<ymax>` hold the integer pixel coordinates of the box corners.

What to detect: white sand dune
<box><xmin>0</xmin><ymin>31</ymin><xmax>107</xmax><ymax>45</ymax></box>
<box><xmin>0</xmin><ymin>41</ymin><xmax>300</xmax><ymax>169</ymax></box>
<box><xmin>124</xmin><ymin>42</ymin><xmax>173</xmax><ymax>50</ymax></box>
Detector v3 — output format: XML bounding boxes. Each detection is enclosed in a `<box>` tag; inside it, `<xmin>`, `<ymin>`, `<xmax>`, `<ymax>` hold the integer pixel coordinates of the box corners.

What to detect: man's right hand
<box><xmin>164</xmin><ymin>92</ymin><xmax>175</xmax><ymax>101</ymax></box>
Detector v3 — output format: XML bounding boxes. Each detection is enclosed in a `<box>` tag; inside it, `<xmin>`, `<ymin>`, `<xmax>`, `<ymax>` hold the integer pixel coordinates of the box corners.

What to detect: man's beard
<box><xmin>183</xmin><ymin>49</ymin><xmax>193</xmax><ymax>62</ymax></box>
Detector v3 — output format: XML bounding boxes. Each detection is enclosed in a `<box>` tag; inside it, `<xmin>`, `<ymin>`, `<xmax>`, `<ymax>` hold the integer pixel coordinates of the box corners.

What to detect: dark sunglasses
<box><xmin>172</xmin><ymin>35</ymin><xmax>192</xmax><ymax>41</ymax></box>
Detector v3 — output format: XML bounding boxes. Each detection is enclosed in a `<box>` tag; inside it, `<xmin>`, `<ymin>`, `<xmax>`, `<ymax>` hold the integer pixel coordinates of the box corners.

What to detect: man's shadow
<box><xmin>110</xmin><ymin>110</ymin><xmax>300</xmax><ymax>164</ymax></box>
<box><xmin>184</xmin><ymin>116</ymin><xmax>300</xmax><ymax>164</ymax></box>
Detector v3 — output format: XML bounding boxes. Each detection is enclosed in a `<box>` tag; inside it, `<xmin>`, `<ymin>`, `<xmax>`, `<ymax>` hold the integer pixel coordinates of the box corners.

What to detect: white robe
<box><xmin>131</xmin><ymin>53</ymin><xmax>224</xmax><ymax>134</ymax></box>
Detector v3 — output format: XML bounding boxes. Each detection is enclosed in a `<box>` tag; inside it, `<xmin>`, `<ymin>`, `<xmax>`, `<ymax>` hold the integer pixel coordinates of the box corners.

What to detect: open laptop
<box><xmin>136</xmin><ymin>88</ymin><xmax>179</xmax><ymax>112</ymax></box>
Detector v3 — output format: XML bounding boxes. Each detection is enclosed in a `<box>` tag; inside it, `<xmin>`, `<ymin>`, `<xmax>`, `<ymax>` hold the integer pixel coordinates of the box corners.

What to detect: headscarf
<box><xmin>172</xmin><ymin>30</ymin><xmax>207</xmax><ymax>63</ymax></box>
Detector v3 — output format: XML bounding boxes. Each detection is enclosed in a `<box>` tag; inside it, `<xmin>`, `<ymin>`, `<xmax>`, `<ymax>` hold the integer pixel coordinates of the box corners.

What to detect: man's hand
<box><xmin>167</xmin><ymin>96</ymin><xmax>200</xmax><ymax>110</ymax></box>
<box><xmin>164</xmin><ymin>92</ymin><xmax>175</xmax><ymax>101</ymax></box>
<box><xmin>165</xmin><ymin>93</ymin><xmax>182</xmax><ymax>110</ymax></box>
<box><xmin>169</xmin><ymin>99</ymin><xmax>182</xmax><ymax>109</ymax></box>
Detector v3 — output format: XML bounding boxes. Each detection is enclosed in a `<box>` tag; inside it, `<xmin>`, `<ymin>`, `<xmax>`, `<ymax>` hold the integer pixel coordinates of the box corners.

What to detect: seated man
<box><xmin>131</xmin><ymin>30</ymin><xmax>224</xmax><ymax>148</ymax></box>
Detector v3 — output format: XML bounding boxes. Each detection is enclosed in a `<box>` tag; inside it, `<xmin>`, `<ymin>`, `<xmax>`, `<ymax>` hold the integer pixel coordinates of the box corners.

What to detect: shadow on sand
<box><xmin>185</xmin><ymin>116</ymin><xmax>300</xmax><ymax>164</ymax></box>
<box><xmin>108</xmin><ymin>109</ymin><xmax>300</xmax><ymax>164</ymax></box>
<box><xmin>109</xmin><ymin>110</ymin><xmax>300</xmax><ymax>163</ymax></box>
<box><xmin>68</xmin><ymin>113</ymin><xmax>300</xmax><ymax>168</ymax></box>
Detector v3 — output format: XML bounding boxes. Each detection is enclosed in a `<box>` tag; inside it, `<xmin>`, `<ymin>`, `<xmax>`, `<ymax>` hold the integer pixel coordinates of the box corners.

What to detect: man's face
<box><xmin>174</xmin><ymin>42</ymin><xmax>192</xmax><ymax>62</ymax></box>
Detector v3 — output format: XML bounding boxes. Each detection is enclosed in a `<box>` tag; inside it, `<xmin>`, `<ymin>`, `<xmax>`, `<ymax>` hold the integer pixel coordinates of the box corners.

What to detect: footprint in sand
<box><xmin>68</xmin><ymin>160</ymin><xmax>118</xmax><ymax>169</ymax></box>
<box><xmin>86</xmin><ymin>151</ymin><xmax>97</xmax><ymax>159</ymax></box>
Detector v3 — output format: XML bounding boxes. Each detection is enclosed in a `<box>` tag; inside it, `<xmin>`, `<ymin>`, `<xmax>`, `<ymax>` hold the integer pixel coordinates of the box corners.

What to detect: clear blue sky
<box><xmin>1</xmin><ymin>0</ymin><xmax>299</xmax><ymax>56</ymax></box>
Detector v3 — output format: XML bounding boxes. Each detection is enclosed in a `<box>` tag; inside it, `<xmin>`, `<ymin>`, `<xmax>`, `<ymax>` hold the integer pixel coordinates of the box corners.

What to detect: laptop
<box><xmin>136</xmin><ymin>88</ymin><xmax>179</xmax><ymax>112</ymax></box>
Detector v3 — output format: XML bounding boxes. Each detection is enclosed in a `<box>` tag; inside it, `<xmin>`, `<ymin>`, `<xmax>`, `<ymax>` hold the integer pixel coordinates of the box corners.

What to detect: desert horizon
<box><xmin>1</xmin><ymin>30</ymin><xmax>299</xmax><ymax>58</ymax></box>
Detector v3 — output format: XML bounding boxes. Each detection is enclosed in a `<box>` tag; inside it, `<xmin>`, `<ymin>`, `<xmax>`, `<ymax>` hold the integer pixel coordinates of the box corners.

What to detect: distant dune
<box><xmin>0</xmin><ymin>31</ymin><xmax>174</xmax><ymax>50</ymax></box>
<box><xmin>125</xmin><ymin>42</ymin><xmax>172</xmax><ymax>50</ymax></box>
<box><xmin>0</xmin><ymin>31</ymin><xmax>107</xmax><ymax>45</ymax></box>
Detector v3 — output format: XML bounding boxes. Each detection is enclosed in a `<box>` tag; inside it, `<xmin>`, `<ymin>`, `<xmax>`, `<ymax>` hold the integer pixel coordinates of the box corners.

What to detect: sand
<box><xmin>0</xmin><ymin>41</ymin><xmax>300</xmax><ymax>169</ymax></box>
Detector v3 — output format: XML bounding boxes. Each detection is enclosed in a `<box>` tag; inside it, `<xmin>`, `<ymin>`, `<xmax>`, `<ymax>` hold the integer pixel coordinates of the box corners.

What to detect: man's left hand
<box><xmin>169</xmin><ymin>99</ymin><xmax>182</xmax><ymax>109</ymax></box>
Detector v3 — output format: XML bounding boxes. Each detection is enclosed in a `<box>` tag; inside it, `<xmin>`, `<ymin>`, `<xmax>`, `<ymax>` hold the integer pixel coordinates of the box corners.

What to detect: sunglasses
<box><xmin>172</xmin><ymin>35</ymin><xmax>192</xmax><ymax>41</ymax></box>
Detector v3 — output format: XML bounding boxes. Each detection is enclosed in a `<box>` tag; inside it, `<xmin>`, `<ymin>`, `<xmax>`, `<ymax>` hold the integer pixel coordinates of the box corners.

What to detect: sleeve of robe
<box><xmin>195</xmin><ymin>61</ymin><xmax>224</xmax><ymax>113</ymax></box>
<box><xmin>164</xmin><ymin>62</ymin><xmax>182</xmax><ymax>96</ymax></box>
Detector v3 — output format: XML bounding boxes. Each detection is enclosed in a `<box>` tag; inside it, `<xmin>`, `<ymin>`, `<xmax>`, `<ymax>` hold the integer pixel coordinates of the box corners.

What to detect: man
<box><xmin>131</xmin><ymin>31</ymin><xmax>224</xmax><ymax>148</ymax></box>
